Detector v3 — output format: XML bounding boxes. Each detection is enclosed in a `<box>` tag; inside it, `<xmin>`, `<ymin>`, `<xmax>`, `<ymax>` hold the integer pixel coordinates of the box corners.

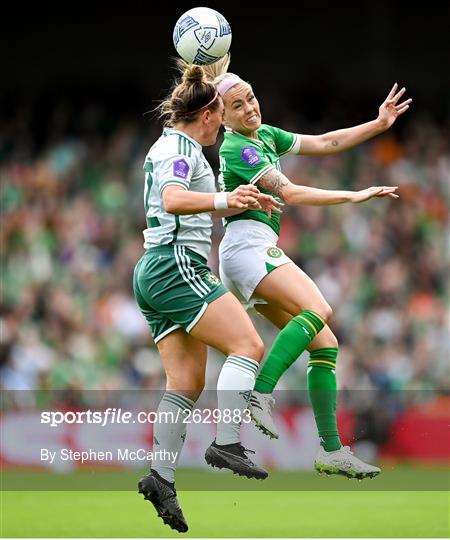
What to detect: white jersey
<box><xmin>142</xmin><ymin>127</ymin><xmax>216</xmax><ymax>260</ymax></box>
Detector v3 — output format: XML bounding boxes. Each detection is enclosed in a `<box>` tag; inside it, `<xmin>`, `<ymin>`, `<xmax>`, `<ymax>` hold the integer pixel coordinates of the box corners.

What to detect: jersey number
<box><xmin>144</xmin><ymin>160</ymin><xmax>154</xmax><ymax>212</ymax></box>
<box><xmin>144</xmin><ymin>160</ymin><xmax>160</xmax><ymax>228</ymax></box>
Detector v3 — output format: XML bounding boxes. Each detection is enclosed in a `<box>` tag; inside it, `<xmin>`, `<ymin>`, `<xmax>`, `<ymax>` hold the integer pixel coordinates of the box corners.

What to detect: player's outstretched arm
<box><xmin>298</xmin><ymin>83</ymin><xmax>412</xmax><ymax>156</ymax></box>
<box><xmin>349</xmin><ymin>186</ymin><xmax>399</xmax><ymax>203</ymax></box>
<box><xmin>257</xmin><ymin>169</ymin><xmax>398</xmax><ymax>206</ymax></box>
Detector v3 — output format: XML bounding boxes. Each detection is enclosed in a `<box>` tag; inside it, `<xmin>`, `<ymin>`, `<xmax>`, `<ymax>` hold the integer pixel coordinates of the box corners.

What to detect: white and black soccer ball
<box><xmin>173</xmin><ymin>7</ymin><xmax>232</xmax><ymax>65</ymax></box>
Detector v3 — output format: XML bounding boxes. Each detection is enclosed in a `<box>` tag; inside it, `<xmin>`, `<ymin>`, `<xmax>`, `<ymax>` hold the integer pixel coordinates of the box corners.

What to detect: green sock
<box><xmin>307</xmin><ymin>347</ymin><xmax>341</xmax><ymax>452</ymax></box>
<box><xmin>254</xmin><ymin>310</ymin><xmax>325</xmax><ymax>393</ymax></box>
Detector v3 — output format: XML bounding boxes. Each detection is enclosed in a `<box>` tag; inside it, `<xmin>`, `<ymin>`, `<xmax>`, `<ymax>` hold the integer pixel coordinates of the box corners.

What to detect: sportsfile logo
<box><xmin>40</xmin><ymin>408</ymin><xmax>252</xmax><ymax>427</ymax></box>
<box><xmin>40</xmin><ymin>408</ymin><xmax>178</xmax><ymax>428</ymax></box>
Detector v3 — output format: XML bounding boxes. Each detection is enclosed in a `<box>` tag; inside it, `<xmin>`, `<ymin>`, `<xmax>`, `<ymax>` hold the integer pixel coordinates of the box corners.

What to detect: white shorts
<box><xmin>219</xmin><ymin>220</ymin><xmax>292</xmax><ymax>309</ymax></box>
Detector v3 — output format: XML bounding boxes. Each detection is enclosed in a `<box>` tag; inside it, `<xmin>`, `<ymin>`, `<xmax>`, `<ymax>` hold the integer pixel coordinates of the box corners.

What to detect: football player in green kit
<box><xmin>205</xmin><ymin>55</ymin><xmax>411</xmax><ymax>480</ymax></box>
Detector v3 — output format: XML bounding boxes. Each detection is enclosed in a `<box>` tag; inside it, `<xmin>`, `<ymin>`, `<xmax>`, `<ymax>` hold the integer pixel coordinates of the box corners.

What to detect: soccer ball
<box><xmin>173</xmin><ymin>7</ymin><xmax>232</xmax><ymax>65</ymax></box>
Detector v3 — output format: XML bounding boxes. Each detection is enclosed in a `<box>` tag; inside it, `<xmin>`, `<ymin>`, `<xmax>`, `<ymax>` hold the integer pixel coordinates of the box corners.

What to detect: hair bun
<box><xmin>183</xmin><ymin>65</ymin><xmax>205</xmax><ymax>84</ymax></box>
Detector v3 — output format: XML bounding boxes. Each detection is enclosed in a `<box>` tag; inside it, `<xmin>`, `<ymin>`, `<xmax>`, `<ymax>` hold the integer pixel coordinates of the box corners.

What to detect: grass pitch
<box><xmin>1</xmin><ymin>469</ymin><xmax>449</xmax><ymax>537</ymax></box>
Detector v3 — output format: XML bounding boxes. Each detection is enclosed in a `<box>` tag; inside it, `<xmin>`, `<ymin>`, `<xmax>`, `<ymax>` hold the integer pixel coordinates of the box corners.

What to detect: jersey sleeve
<box><xmin>149</xmin><ymin>153</ymin><xmax>195</xmax><ymax>195</ymax></box>
<box><xmin>220</xmin><ymin>140</ymin><xmax>274</xmax><ymax>185</ymax></box>
<box><xmin>269</xmin><ymin>125</ymin><xmax>301</xmax><ymax>156</ymax></box>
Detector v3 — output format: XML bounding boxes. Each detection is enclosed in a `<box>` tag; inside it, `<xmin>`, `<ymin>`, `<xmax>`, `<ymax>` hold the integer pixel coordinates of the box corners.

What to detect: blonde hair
<box><xmin>203</xmin><ymin>54</ymin><xmax>248</xmax><ymax>97</ymax></box>
<box><xmin>158</xmin><ymin>60</ymin><xmax>220</xmax><ymax>126</ymax></box>
<box><xmin>203</xmin><ymin>53</ymin><xmax>232</xmax><ymax>84</ymax></box>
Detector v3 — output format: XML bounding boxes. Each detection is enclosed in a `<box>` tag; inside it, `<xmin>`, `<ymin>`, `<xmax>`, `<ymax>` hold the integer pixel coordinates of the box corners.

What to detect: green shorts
<box><xmin>133</xmin><ymin>245</ymin><xmax>228</xmax><ymax>343</ymax></box>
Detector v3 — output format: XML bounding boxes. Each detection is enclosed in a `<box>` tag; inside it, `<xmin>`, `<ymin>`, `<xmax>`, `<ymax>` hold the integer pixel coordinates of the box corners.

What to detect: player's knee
<box><xmin>246</xmin><ymin>334</ymin><xmax>265</xmax><ymax>362</ymax></box>
<box><xmin>188</xmin><ymin>387</ymin><xmax>203</xmax><ymax>401</ymax></box>
<box><xmin>189</xmin><ymin>377</ymin><xmax>205</xmax><ymax>401</ymax></box>
<box><xmin>231</xmin><ymin>333</ymin><xmax>265</xmax><ymax>362</ymax></box>
<box><xmin>314</xmin><ymin>303</ymin><xmax>333</xmax><ymax>323</ymax></box>
<box><xmin>326</xmin><ymin>333</ymin><xmax>339</xmax><ymax>349</ymax></box>
<box><xmin>166</xmin><ymin>375</ymin><xmax>204</xmax><ymax>401</ymax></box>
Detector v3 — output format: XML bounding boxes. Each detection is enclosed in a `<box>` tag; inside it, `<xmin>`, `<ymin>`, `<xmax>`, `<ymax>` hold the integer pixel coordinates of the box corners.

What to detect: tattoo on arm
<box><xmin>257</xmin><ymin>169</ymin><xmax>289</xmax><ymax>198</ymax></box>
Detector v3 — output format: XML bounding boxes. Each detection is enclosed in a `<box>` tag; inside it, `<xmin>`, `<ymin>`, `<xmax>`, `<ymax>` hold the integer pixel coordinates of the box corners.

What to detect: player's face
<box><xmin>223</xmin><ymin>83</ymin><xmax>261</xmax><ymax>136</ymax></box>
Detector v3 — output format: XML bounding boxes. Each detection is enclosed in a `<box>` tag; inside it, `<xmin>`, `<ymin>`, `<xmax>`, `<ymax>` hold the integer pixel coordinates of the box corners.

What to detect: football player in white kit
<box><xmin>134</xmin><ymin>61</ymin><xmax>281</xmax><ymax>532</ymax></box>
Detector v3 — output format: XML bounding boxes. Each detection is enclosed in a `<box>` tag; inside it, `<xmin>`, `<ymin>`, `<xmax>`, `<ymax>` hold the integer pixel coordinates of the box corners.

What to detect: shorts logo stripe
<box><xmin>175</xmin><ymin>245</ymin><xmax>205</xmax><ymax>297</ymax></box>
<box><xmin>179</xmin><ymin>246</ymin><xmax>208</xmax><ymax>296</ymax></box>
<box><xmin>180</xmin><ymin>247</ymin><xmax>211</xmax><ymax>295</ymax></box>
<box><xmin>183</xmin><ymin>247</ymin><xmax>211</xmax><ymax>293</ymax></box>
<box><xmin>174</xmin><ymin>246</ymin><xmax>204</xmax><ymax>297</ymax></box>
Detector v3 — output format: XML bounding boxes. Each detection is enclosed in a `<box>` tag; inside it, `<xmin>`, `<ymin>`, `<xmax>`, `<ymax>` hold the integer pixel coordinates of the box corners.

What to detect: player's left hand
<box><xmin>351</xmin><ymin>186</ymin><xmax>399</xmax><ymax>203</ymax></box>
<box><xmin>377</xmin><ymin>83</ymin><xmax>412</xmax><ymax>129</ymax></box>
<box><xmin>248</xmin><ymin>193</ymin><xmax>284</xmax><ymax>217</ymax></box>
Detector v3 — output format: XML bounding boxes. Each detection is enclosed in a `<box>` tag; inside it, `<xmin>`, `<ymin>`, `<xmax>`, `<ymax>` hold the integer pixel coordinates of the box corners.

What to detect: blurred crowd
<box><xmin>1</xmin><ymin>99</ymin><xmax>449</xmax><ymax>414</ymax></box>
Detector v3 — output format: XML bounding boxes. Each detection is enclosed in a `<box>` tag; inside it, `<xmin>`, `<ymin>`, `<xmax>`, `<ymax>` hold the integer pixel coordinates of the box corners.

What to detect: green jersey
<box><xmin>219</xmin><ymin>124</ymin><xmax>300</xmax><ymax>235</ymax></box>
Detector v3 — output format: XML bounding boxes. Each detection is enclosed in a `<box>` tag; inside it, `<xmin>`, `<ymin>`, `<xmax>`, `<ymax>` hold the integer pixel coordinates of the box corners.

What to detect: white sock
<box><xmin>215</xmin><ymin>355</ymin><xmax>259</xmax><ymax>445</ymax></box>
<box><xmin>152</xmin><ymin>391</ymin><xmax>194</xmax><ymax>483</ymax></box>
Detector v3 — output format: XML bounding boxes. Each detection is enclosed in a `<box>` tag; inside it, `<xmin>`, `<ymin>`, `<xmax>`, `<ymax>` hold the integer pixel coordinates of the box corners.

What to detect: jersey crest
<box><xmin>206</xmin><ymin>272</ymin><xmax>221</xmax><ymax>286</ymax></box>
<box><xmin>267</xmin><ymin>247</ymin><xmax>283</xmax><ymax>258</ymax></box>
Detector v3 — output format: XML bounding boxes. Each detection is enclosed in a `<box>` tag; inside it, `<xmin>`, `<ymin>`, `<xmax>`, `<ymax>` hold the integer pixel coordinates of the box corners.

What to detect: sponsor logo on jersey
<box><xmin>267</xmin><ymin>247</ymin><xmax>283</xmax><ymax>258</ymax></box>
<box><xmin>173</xmin><ymin>158</ymin><xmax>190</xmax><ymax>179</ymax></box>
<box><xmin>206</xmin><ymin>273</ymin><xmax>221</xmax><ymax>285</ymax></box>
<box><xmin>241</xmin><ymin>146</ymin><xmax>261</xmax><ymax>167</ymax></box>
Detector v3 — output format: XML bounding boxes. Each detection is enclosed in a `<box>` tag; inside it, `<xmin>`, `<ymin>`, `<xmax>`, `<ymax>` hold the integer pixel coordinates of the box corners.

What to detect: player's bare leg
<box><xmin>139</xmin><ymin>330</ymin><xmax>207</xmax><ymax>533</ymax></box>
<box><xmin>250</xmin><ymin>265</ymin><xmax>381</xmax><ymax>478</ymax></box>
<box><xmin>191</xmin><ymin>292</ymin><xmax>268</xmax><ymax>479</ymax></box>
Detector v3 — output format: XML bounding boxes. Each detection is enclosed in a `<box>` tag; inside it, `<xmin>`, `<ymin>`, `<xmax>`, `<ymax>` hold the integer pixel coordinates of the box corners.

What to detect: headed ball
<box><xmin>173</xmin><ymin>7</ymin><xmax>232</xmax><ymax>65</ymax></box>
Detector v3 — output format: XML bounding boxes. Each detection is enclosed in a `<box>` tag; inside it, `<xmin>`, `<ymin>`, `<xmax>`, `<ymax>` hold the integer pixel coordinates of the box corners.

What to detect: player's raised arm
<box><xmin>298</xmin><ymin>83</ymin><xmax>412</xmax><ymax>156</ymax></box>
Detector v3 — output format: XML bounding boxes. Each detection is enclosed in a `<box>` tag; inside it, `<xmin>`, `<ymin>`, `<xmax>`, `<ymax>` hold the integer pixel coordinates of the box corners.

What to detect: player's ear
<box><xmin>203</xmin><ymin>109</ymin><xmax>211</xmax><ymax>123</ymax></box>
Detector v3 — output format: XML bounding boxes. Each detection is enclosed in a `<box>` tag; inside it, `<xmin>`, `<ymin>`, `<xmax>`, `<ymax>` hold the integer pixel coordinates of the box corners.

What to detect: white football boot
<box><xmin>315</xmin><ymin>445</ymin><xmax>381</xmax><ymax>479</ymax></box>
<box><xmin>249</xmin><ymin>391</ymin><xmax>279</xmax><ymax>439</ymax></box>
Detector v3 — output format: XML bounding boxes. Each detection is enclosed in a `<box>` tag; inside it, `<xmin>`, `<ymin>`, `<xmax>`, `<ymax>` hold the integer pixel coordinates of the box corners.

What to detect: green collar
<box><xmin>224</xmin><ymin>127</ymin><xmax>263</xmax><ymax>146</ymax></box>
